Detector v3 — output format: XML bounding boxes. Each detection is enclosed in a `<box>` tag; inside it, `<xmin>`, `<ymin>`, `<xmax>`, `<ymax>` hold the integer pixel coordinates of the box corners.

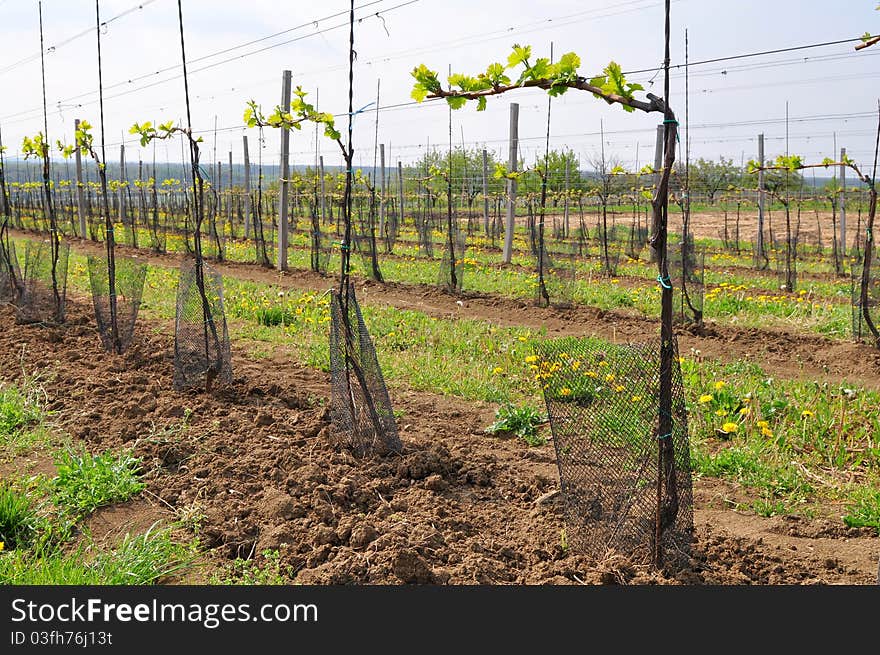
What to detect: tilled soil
<box><xmin>1</xmin><ymin>298</ymin><xmax>877</xmax><ymax>585</ymax></box>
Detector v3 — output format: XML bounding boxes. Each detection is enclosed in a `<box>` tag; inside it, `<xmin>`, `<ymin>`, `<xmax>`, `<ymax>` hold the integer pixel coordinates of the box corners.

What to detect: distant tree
<box><xmin>409</xmin><ymin>147</ymin><xmax>504</xmax><ymax>198</ymax></box>
<box><xmin>520</xmin><ymin>149</ymin><xmax>581</xmax><ymax>195</ymax></box>
<box><xmin>686</xmin><ymin>156</ymin><xmax>739</xmax><ymax>204</ymax></box>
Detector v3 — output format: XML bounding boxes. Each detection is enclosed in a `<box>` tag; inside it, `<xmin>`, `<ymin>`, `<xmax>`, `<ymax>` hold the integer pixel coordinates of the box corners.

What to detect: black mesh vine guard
<box><xmin>438</xmin><ymin>224</ymin><xmax>466</xmax><ymax>293</ymax></box>
<box><xmin>534</xmin><ymin>337</ymin><xmax>694</xmax><ymax>569</ymax></box>
<box><xmin>330</xmin><ymin>284</ymin><xmax>401</xmax><ymax>455</ymax></box>
<box><xmin>625</xmin><ymin>220</ymin><xmax>649</xmax><ymax>261</ymax></box>
<box><xmin>0</xmin><ymin>145</ymin><xmax>19</xmax><ymax>301</ymax></box>
<box><xmin>173</xmin><ymin>258</ymin><xmax>232</xmax><ymax>390</ymax></box>
<box><xmin>668</xmin><ymin>235</ymin><xmax>704</xmax><ymax>326</ymax></box>
<box><xmin>0</xmin><ymin>239</ymin><xmax>20</xmax><ymax>303</ymax></box>
<box><xmin>171</xmin><ymin>0</ymin><xmax>233</xmax><ymax>392</ymax></box>
<box><xmin>15</xmin><ymin>238</ymin><xmax>69</xmax><ymax>325</ymax></box>
<box><xmin>853</xmin><ymin>250</ymin><xmax>879</xmax><ymax>344</ymax></box>
<box><xmin>87</xmin><ymin>255</ymin><xmax>146</xmax><ymax>354</ymax></box>
<box><xmin>355</xmin><ymin>187</ymin><xmax>384</xmax><ymax>282</ymax></box>
<box><xmin>330</xmin><ymin>0</ymin><xmax>400</xmax><ymax>456</ymax></box>
<box><xmin>309</xmin><ymin>203</ymin><xmax>330</xmax><ymax>275</ymax></box>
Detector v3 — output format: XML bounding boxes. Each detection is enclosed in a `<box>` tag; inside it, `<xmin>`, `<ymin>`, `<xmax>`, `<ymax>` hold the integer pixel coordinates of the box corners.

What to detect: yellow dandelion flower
<box><xmin>571</xmin><ymin>360</ymin><xmax>581</xmax><ymax>371</ymax></box>
<box><xmin>722</xmin><ymin>422</ymin><xmax>738</xmax><ymax>433</ymax></box>
<box><xmin>586</xmin><ymin>371</ymin><xmax>598</xmax><ymax>378</ymax></box>
<box><xmin>801</xmin><ymin>410</ymin><xmax>815</xmax><ymax>419</ymax></box>
<box><xmin>560</xmin><ymin>387</ymin><xmax>572</xmax><ymax>396</ymax></box>
<box><xmin>757</xmin><ymin>420</ymin><xmax>769</xmax><ymax>428</ymax></box>
<box><xmin>598</xmin><ymin>361</ymin><xmax>609</xmax><ymax>367</ymax></box>
<box><xmin>525</xmin><ymin>355</ymin><xmax>538</xmax><ymax>364</ymax></box>
<box><xmin>761</xmin><ymin>426</ymin><xmax>773</xmax><ymax>437</ymax></box>
<box><xmin>714</xmin><ymin>381</ymin><xmax>726</xmax><ymax>391</ymax></box>
<box><xmin>492</xmin><ymin>367</ymin><xmax>503</xmax><ymax>375</ymax></box>
<box><xmin>739</xmin><ymin>407</ymin><xmax>751</xmax><ymax>416</ymax></box>
<box><xmin>614</xmin><ymin>385</ymin><xmax>625</xmax><ymax>393</ymax></box>
<box><xmin>699</xmin><ymin>394</ymin><xmax>713</xmax><ymax>404</ymax></box>
<box><xmin>631</xmin><ymin>395</ymin><xmax>643</xmax><ymax>403</ymax></box>
<box><xmin>715</xmin><ymin>409</ymin><xmax>728</xmax><ymax>417</ymax></box>
<box><xmin>605</xmin><ymin>373</ymin><xmax>615</xmax><ymax>383</ymax></box>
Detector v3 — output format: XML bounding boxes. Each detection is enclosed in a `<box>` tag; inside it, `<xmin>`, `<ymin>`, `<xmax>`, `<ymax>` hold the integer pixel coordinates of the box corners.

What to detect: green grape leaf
<box><xmin>410</xmin><ymin>64</ymin><xmax>441</xmax><ymax>101</ymax></box>
<box><xmin>556</xmin><ymin>52</ymin><xmax>581</xmax><ymax>76</ymax></box>
<box><xmin>446</xmin><ymin>96</ymin><xmax>467</xmax><ymax>110</ymax></box>
<box><xmin>507</xmin><ymin>44</ymin><xmax>531</xmax><ymax>68</ymax></box>
<box><xmin>411</xmin><ymin>84</ymin><xmax>429</xmax><ymax>102</ymax></box>
<box><xmin>485</xmin><ymin>62</ymin><xmax>509</xmax><ymax>86</ymax></box>
<box><xmin>525</xmin><ymin>57</ymin><xmax>550</xmax><ymax>81</ymax></box>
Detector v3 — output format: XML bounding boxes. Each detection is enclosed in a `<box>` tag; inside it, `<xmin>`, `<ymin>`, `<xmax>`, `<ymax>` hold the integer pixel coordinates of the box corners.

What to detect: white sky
<box><xmin>0</xmin><ymin>0</ymin><xmax>878</xmax><ymax>174</ymax></box>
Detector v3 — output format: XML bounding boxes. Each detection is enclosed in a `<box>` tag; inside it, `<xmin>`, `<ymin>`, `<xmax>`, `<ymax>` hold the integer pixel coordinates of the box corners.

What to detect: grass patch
<box><xmin>692</xmin><ymin>442</ymin><xmax>814</xmax><ymax>516</ymax></box>
<box><xmin>0</xmin><ymin>383</ymin><xmax>47</xmax><ymax>457</ymax></box>
<box><xmin>52</xmin><ymin>449</ymin><xmax>146</xmax><ymax>516</ymax></box>
<box><xmin>485</xmin><ymin>403</ymin><xmax>548</xmax><ymax>447</ymax></box>
<box><xmin>0</xmin><ymin>524</ymin><xmax>192</xmax><ymax>584</ymax></box>
<box><xmin>0</xmin><ymin>385</ymin><xmax>42</xmax><ymax>436</ymax></box>
<box><xmin>843</xmin><ymin>487</ymin><xmax>880</xmax><ymax>534</ymax></box>
<box><xmin>0</xmin><ymin>484</ymin><xmax>37</xmax><ymax>551</ymax></box>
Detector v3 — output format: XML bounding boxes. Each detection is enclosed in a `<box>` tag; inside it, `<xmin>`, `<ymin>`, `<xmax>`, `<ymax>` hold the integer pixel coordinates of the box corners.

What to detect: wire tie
<box><xmin>657</xmin><ymin>274</ymin><xmax>672</xmax><ymax>289</ymax></box>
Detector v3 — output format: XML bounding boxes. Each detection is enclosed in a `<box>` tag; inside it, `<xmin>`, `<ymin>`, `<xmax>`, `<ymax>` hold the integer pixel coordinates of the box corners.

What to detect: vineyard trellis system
<box><xmin>1</xmin><ymin>0</ymin><xmax>878</xmax><ymax>580</ymax></box>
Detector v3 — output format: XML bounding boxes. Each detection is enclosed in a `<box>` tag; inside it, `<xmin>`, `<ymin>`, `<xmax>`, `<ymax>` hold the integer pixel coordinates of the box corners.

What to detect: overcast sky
<box><xmin>0</xmin><ymin>0</ymin><xmax>878</xmax><ymax>176</ymax></box>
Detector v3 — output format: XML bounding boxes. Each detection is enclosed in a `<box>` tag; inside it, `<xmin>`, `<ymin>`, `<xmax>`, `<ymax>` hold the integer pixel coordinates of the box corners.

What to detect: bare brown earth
<box><xmin>0</xmin><ymin>298</ymin><xmax>877</xmax><ymax>585</ymax></box>
<box><xmin>539</xmin><ymin>206</ymin><xmax>864</xmax><ymax>252</ymax></box>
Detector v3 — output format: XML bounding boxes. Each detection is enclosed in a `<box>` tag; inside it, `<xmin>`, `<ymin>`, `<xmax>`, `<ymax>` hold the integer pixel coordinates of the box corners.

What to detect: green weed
<box><xmin>209</xmin><ymin>549</ymin><xmax>293</xmax><ymax>585</ymax></box>
<box><xmin>843</xmin><ymin>487</ymin><xmax>880</xmax><ymax>534</ymax></box>
<box><xmin>52</xmin><ymin>449</ymin><xmax>146</xmax><ymax>516</ymax></box>
<box><xmin>485</xmin><ymin>403</ymin><xmax>548</xmax><ymax>446</ymax></box>
<box><xmin>0</xmin><ymin>384</ymin><xmax>43</xmax><ymax>437</ymax></box>
<box><xmin>0</xmin><ymin>484</ymin><xmax>37</xmax><ymax>550</ymax></box>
